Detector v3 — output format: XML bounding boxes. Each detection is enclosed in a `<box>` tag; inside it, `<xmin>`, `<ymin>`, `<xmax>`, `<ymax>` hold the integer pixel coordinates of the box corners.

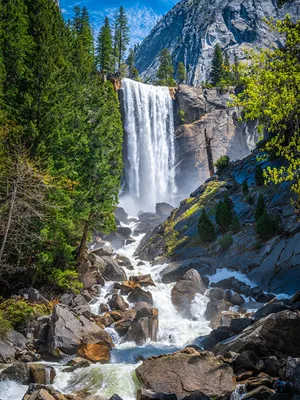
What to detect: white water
<box><xmin>121</xmin><ymin>79</ymin><xmax>177</xmax><ymax>214</ymax></box>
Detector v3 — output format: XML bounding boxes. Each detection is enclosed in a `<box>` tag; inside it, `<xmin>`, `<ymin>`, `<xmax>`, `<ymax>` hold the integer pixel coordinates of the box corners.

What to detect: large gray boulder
<box><xmin>136</xmin><ymin>348</ymin><xmax>235</xmax><ymax>399</ymax></box>
<box><xmin>214</xmin><ymin>310</ymin><xmax>300</xmax><ymax>358</ymax></box>
<box><xmin>49</xmin><ymin>304</ymin><xmax>113</xmax><ymax>357</ymax></box>
<box><xmin>171</xmin><ymin>269</ymin><xmax>206</xmax><ymax>318</ymax></box>
<box><xmin>0</xmin><ymin>362</ymin><xmax>30</xmax><ymax>384</ymax></box>
<box><xmin>123</xmin><ymin>308</ymin><xmax>159</xmax><ymax>345</ymax></box>
<box><xmin>161</xmin><ymin>258</ymin><xmax>216</xmax><ymax>284</ymax></box>
<box><xmin>0</xmin><ymin>329</ymin><xmax>28</xmax><ymax>363</ymax></box>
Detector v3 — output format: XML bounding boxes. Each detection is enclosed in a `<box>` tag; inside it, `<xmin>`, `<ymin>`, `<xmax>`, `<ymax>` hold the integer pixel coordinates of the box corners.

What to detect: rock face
<box><xmin>171</xmin><ymin>269</ymin><xmax>206</xmax><ymax>317</ymax></box>
<box><xmin>134</xmin><ymin>0</ymin><xmax>300</xmax><ymax>86</ymax></box>
<box><xmin>136</xmin><ymin>348</ymin><xmax>235</xmax><ymax>399</ymax></box>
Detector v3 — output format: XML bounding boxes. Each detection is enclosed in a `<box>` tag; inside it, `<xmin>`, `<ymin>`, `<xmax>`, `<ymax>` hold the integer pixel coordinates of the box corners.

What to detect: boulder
<box><xmin>263</xmin><ymin>356</ymin><xmax>281</xmax><ymax>378</ymax></box>
<box><xmin>161</xmin><ymin>258</ymin><xmax>216</xmax><ymax>284</ymax></box>
<box><xmin>171</xmin><ymin>269</ymin><xmax>206</xmax><ymax>318</ymax></box>
<box><xmin>77</xmin><ymin>341</ymin><xmax>111</xmax><ymax>363</ymax></box>
<box><xmin>117</xmin><ymin>226</ymin><xmax>132</xmax><ymax>239</ymax></box>
<box><xmin>136</xmin><ymin>348</ymin><xmax>235</xmax><ymax>399</ymax></box>
<box><xmin>18</xmin><ymin>288</ymin><xmax>47</xmax><ymax>302</ymax></box>
<box><xmin>113</xmin><ymin>310</ymin><xmax>137</xmax><ymax>336</ymax></box>
<box><xmin>120</xmin><ymin>281</ymin><xmax>140</xmax><ymax>295</ymax></box>
<box><xmin>115</xmin><ymin>207</ymin><xmax>129</xmax><ymax>224</ymax></box>
<box><xmin>225</xmin><ymin>291</ymin><xmax>245</xmax><ymax>306</ymax></box>
<box><xmin>242</xmin><ymin>386</ymin><xmax>275</xmax><ymax>400</ymax></box>
<box><xmin>0</xmin><ymin>340</ymin><xmax>16</xmax><ymax>363</ymax></box>
<box><xmin>63</xmin><ymin>356</ymin><xmax>91</xmax><ymax>372</ymax></box>
<box><xmin>90</xmin><ymin>241</ymin><xmax>113</xmax><ymax>256</ymax></box>
<box><xmin>234</xmin><ymin>351</ymin><xmax>264</xmax><ymax>375</ymax></box>
<box><xmin>138</xmin><ymin>389</ymin><xmax>177</xmax><ymax>400</ymax></box>
<box><xmin>60</xmin><ymin>293</ymin><xmax>74</xmax><ymax>306</ymax></box>
<box><xmin>214</xmin><ymin>310</ymin><xmax>300</xmax><ymax>358</ymax></box>
<box><xmin>22</xmin><ymin>385</ymin><xmax>69</xmax><ymax>400</ymax></box>
<box><xmin>123</xmin><ymin>312</ymin><xmax>159</xmax><ymax>345</ymax></box>
<box><xmin>28</xmin><ymin>364</ymin><xmax>56</xmax><ymax>384</ymax></box>
<box><xmin>117</xmin><ymin>255</ymin><xmax>134</xmax><ymax>270</ymax></box>
<box><xmin>128</xmin><ymin>287</ymin><xmax>153</xmax><ymax>305</ymax></box>
<box><xmin>108</xmin><ymin>294</ymin><xmax>129</xmax><ymax>311</ymax></box>
<box><xmin>244</xmin><ymin>373</ymin><xmax>274</xmax><ymax>391</ymax></box>
<box><xmin>49</xmin><ymin>304</ymin><xmax>113</xmax><ymax>357</ymax></box>
<box><xmin>253</xmin><ymin>301</ymin><xmax>289</xmax><ymax>321</ymax></box>
<box><xmin>230</xmin><ymin>318</ymin><xmax>253</xmax><ymax>334</ymax></box>
<box><xmin>155</xmin><ymin>203</ymin><xmax>174</xmax><ymax>218</ymax></box>
<box><xmin>0</xmin><ymin>362</ymin><xmax>30</xmax><ymax>384</ymax></box>
<box><xmin>204</xmin><ymin>300</ymin><xmax>231</xmax><ymax>328</ymax></box>
<box><xmin>99</xmin><ymin>303</ymin><xmax>110</xmax><ymax>313</ymax></box>
<box><xmin>129</xmin><ymin>274</ymin><xmax>156</xmax><ymax>288</ymax></box>
<box><xmin>285</xmin><ymin>356</ymin><xmax>300</xmax><ymax>391</ymax></box>
<box><xmin>211</xmin><ymin>277</ymin><xmax>251</xmax><ymax>297</ymax></box>
<box><xmin>72</xmin><ymin>304</ymin><xmax>92</xmax><ymax>319</ymax></box>
<box><xmin>101</xmin><ymin>256</ymin><xmax>127</xmax><ymax>281</ymax></box>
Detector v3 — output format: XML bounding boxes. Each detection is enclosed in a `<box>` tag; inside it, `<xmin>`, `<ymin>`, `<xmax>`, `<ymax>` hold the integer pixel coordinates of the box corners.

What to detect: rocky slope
<box><xmin>134</xmin><ymin>0</ymin><xmax>300</xmax><ymax>86</ymax></box>
<box><xmin>173</xmin><ymin>85</ymin><xmax>258</xmax><ymax>196</ymax></box>
<box><xmin>136</xmin><ymin>152</ymin><xmax>300</xmax><ymax>295</ymax></box>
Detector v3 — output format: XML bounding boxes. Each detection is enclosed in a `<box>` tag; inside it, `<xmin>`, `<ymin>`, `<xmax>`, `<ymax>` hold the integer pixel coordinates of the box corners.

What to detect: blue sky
<box><xmin>60</xmin><ymin>0</ymin><xmax>178</xmax><ymax>47</ymax></box>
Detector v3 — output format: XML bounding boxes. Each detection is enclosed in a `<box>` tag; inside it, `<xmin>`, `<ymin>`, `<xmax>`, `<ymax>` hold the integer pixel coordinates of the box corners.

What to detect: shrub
<box><xmin>0</xmin><ymin>311</ymin><xmax>11</xmax><ymax>340</ymax></box>
<box><xmin>231</xmin><ymin>216</ymin><xmax>241</xmax><ymax>233</ymax></box>
<box><xmin>214</xmin><ymin>156</ymin><xmax>230</xmax><ymax>171</ymax></box>
<box><xmin>51</xmin><ymin>269</ymin><xmax>83</xmax><ymax>294</ymax></box>
<box><xmin>255</xmin><ymin>165</ymin><xmax>264</xmax><ymax>186</ymax></box>
<box><xmin>242</xmin><ymin>180</ymin><xmax>249</xmax><ymax>195</ymax></box>
<box><xmin>256</xmin><ymin>211</ymin><xmax>277</xmax><ymax>239</ymax></box>
<box><xmin>216</xmin><ymin>200</ymin><xmax>233</xmax><ymax>232</ymax></box>
<box><xmin>245</xmin><ymin>195</ymin><xmax>255</xmax><ymax>205</ymax></box>
<box><xmin>218</xmin><ymin>234</ymin><xmax>233</xmax><ymax>249</ymax></box>
<box><xmin>254</xmin><ymin>194</ymin><xmax>266</xmax><ymax>222</ymax></box>
<box><xmin>179</xmin><ymin>110</ymin><xmax>185</xmax><ymax>123</ymax></box>
<box><xmin>198</xmin><ymin>209</ymin><xmax>216</xmax><ymax>242</ymax></box>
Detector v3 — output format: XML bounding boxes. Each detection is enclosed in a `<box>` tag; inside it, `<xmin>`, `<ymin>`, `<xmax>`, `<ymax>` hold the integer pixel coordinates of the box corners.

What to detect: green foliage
<box><xmin>242</xmin><ymin>180</ymin><xmax>249</xmax><ymax>195</ymax></box>
<box><xmin>198</xmin><ymin>208</ymin><xmax>216</xmax><ymax>242</ymax></box>
<box><xmin>0</xmin><ymin>299</ymin><xmax>50</xmax><ymax>331</ymax></box>
<box><xmin>51</xmin><ymin>269</ymin><xmax>83</xmax><ymax>294</ymax></box>
<box><xmin>233</xmin><ymin>17</ymin><xmax>300</xmax><ymax>206</ymax></box>
<box><xmin>255</xmin><ymin>165</ymin><xmax>265</xmax><ymax>186</ymax></box>
<box><xmin>255</xmin><ymin>194</ymin><xmax>266</xmax><ymax>222</ymax></box>
<box><xmin>177</xmin><ymin>62</ymin><xmax>187</xmax><ymax>84</ymax></box>
<box><xmin>218</xmin><ymin>234</ymin><xmax>233</xmax><ymax>249</ymax></box>
<box><xmin>216</xmin><ymin>200</ymin><xmax>233</xmax><ymax>232</ymax></box>
<box><xmin>210</xmin><ymin>44</ymin><xmax>223</xmax><ymax>86</ymax></box>
<box><xmin>97</xmin><ymin>16</ymin><xmax>114</xmax><ymax>73</ymax></box>
<box><xmin>214</xmin><ymin>155</ymin><xmax>230</xmax><ymax>171</ymax></box>
<box><xmin>114</xmin><ymin>6</ymin><xmax>130</xmax><ymax>71</ymax></box>
<box><xmin>256</xmin><ymin>210</ymin><xmax>277</xmax><ymax>239</ymax></box>
<box><xmin>179</xmin><ymin>110</ymin><xmax>185</xmax><ymax>123</ymax></box>
<box><xmin>231</xmin><ymin>215</ymin><xmax>241</xmax><ymax>234</ymax></box>
<box><xmin>157</xmin><ymin>48</ymin><xmax>176</xmax><ymax>87</ymax></box>
<box><xmin>245</xmin><ymin>195</ymin><xmax>255</xmax><ymax>205</ymax></box>
<box><xmin>0</xmin><ymin>311</ymin><xmax>11</xmax><ymax>340</ymax></box>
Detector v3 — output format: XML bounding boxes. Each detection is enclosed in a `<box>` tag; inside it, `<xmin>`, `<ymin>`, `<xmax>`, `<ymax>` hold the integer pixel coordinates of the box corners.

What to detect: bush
<box><xmin>179</xmin><ymin>110</ymin><xmax>185</xmax><ymax>123</ymax></box>
<box><xmin>255</xmin><ymin>165</ymin><xmax>264</xmax><ymax>186</ymax></box>
<box><xmin>214</xmin><ymin>156</ymin><xmax>230</xmax><ymax>171</ymax></box>
<box><xmin>242</xmin><ymin>180</ymin><xmax>249</xmax><ymax>195</ymax></box>
<box><xmin>0</xmin><ymin>299</ymin><xmax>50</xmax><ymax>331</ymax></box>
<box><xmin>218</xmin><ymin>234</ymin><xmax>233</xmax><ymax>249</ymax></box>
<box><xmin>51</xmin><ymin>269</ymin><xmax>83</xmax><ymax>294</ymax></box>
<box><xmin>256</xmin><ymin>210</ymin><xmax>277</xmax><ymax>239</ymax></box>
<box><xmin>198</xmin><ymin>208</ymin><xmax>216</xmax><ymax>242</ymax></box>
<box><xmin>245</xmin><ymin>195</ymin><xmax>255</xmax><ymax>205</ymax></box>
<box><xmin>254</xmin><ymin>194</ymin><xmax>266</xmax><ymax>222</ymax></box>
<box><xmin>231</xmin><ymin>216</ymin><xmax>241</xmax><ymax>233</ymax></box>
<box><xmin>216</xmin><ymin>200</ymin><xmax>233</xmax><ymax>232</ymax></box>
<box><xmin>0</xmin><ymin>311</ymin><xmax>11</xmax><ymax>340</ymax></box>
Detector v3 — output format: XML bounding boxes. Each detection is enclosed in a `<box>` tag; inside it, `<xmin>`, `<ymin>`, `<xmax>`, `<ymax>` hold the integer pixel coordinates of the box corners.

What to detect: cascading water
<box><xmin>121</xmin><ymin>78</ymin><xmax>177</xmax><ymax>214</ymax></box>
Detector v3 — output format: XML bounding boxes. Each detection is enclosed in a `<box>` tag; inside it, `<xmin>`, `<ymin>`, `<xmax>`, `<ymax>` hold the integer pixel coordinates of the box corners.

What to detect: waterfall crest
<box><xmin>121</xmin><ymin>78</ymin><xmax>177</xmax><ymax>214</ymax></box>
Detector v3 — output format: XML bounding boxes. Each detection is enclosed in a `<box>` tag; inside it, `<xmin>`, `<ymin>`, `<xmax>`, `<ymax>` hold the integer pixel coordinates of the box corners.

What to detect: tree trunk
<box><xmin>0</xmin><ymin>180</ymin><xmax>17</xmax><ymax>263</ymax></box>
<box><xmin>77</xmin><ymin>215</ymin><xmax>91</xmax><ymax>262</ymax></box>
<box><xmin>205</xmin><ymin>129</ymin><xmax>214</xmax><ymax>177</ymax></box>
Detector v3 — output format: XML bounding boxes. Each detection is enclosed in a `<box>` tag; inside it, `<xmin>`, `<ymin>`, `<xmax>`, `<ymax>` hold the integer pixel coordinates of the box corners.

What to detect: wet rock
<box><xmin>77</xmin><ymin>341</ymin><xmax>111</xmax><ymax>363</ymax></box>
<box><xmin>136</xmin><ymin>348</ymin><xmax>235</xmax><ymax>399</ymax></box>
<box><xmin>181</xmin><ymin>392</ymin><xmax>211</xmax><ymax>400</ymax></box>
<box><xmin>234</xmin><ymin>351</ymin><xmax>264</xmax><ymax>375</ymax></box>
<box><xmin>285</xmin><ymin>356</ymin><xmax>300</xmax><ymax>391</ymax></box>
<box><xmin>230</xmin><ymin>318</ymin><xmax>253</xmax><ymax>334</ymax></box>
<box><xmin>23</xmin><ymin>385</ymin><xmax>69</xmax><ymax>400</ymax></box>
<box><xmin>242</xmin><ymin>385</ymin><xmax>275</xmax><ymax>400</ymax></box>
<box><xmin>126</xmin><ymin>237</ymin><xmax>136</xmax><ymax>245</ymax></box>
<box><xmin>108</xmin><ymin>294</ymin><xmax>129</xmax><ymax>311</ymax></box>
<box><xmin>0</xmin><ymin>329</ymin><xmax>29</xmax><ymax>363</ymax></box>
<box><xmin>90</xmin><ymin>241</ymin><xmax>113</xmax><ymax>256</ymax></box>
<box><xmin>115</xmin><ymin>207</ymin><xmax>129</xmax><ymax>225</ymax></box>
<box><xmin>152</xmin><ymin>256</ymin><xmax>171</xmax><ymax>266</ymax></box>
<box><xmin>109</xmin><ymin>395</ymin><xmax>124</xmax><ymax>400</ymax></box>
<box><xmin>117</xmin><ymin>255</ymin><xmax>134</xmax><ymax>270</ymax></box>
<box><xmin>253</xmin><ymin>300</ymin><xmax>289</xmax><ymax>321</ymax></box>
<box><xmin>204</xmin><ymin>300</ymin><xmax>232</xmax><ymax>328</ymax></box>
<box><xmin>113</xmin><ymin>310</ymin><xmax>137</xmax><ymax>336</ymax></box>
<box><xmin>171</xmin><ymin>269</ymin><xmax>206</xmax><ymax>318</ymax></box>
<box><xmin>225</xmin><ymin>291</ymin><xmax>245</xmax><ymax>306</ymax></box>
<box><xmin>211</xmin><ymin>277</ymin><xmax>251</xmax><ymax>297</ymax></box>
<box><xmin>161</xmin><ymin>258</ymin><xmax>216</xmax><ymax>284</ymax></box>
<box><xmin>123</xmin><ymin>313</ymin><xmax>159</xmax><ymax>345</ymax></box>
<box><xmin>62</xmin><ymin>357</ymin><xmax>91</xmax><ymax>372</ymax></box>
<box><xmin>28</xmin><ymin>364</ymin><xmax>56</xmax><ymax>384</ymax></box>
<box><xmin>0</xmin><ymin>362</ymin><xmax>30</xmax><ymax>384</ymax></box>
<box><xmin>117</xmin><ymin>226</ymin><xmax>132</xmax><ymax>239</ymax></box>
<box><xmin>138</xmin><ymin>388</ymin><xmax>177</xmax><ymax>400</ymax></box>
<box><xmin>130</xmin><ymin>274</ymin><xmax>156</xmax><ymax>288</ymax></box>
<box><xmin>133</xmin><ymin>302</ymin><xmax>152</xmax><ymax>311</ymax></box>
<box><xmin>156</xmin><ymin>203</ymin><xmax>174</xmax><ymax>218</ymax></box>
<box><xmin>250</xmin><ymin>288</ymin><xmax>275</xmax><ymax>304</ymax></box>
<box><xmin>128</xmin><ymin>287</ymin><xmax>153</xmax><ymax>305</ymax></box>
<box><xmin>214</xmin><ymin>310</ymin><xmax>300</xmax><ymax>358</ymax></box>
<box><xmin>263</xmin><ymin>356</ymin><xmax>281</xmax><ymax>378</ymax></box>
<box><xmin>291</xmin><ymin>291</ymin><xmax>300</xmax><ymax>304</ymax></box>
<box><xmin>120</xmin><ymin>281</ymin><xmax>140</xmax><ymax>295</ymax></box>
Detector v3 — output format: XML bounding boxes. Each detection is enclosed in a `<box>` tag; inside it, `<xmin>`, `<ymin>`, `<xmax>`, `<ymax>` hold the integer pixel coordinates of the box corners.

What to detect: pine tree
<box><xmin>256</xmin><ymin>211</ymin><xmax>276</xmax><ymax>239</ymax></box>
<box><xmin>210</xmin><ymin>43</ymin><xmax>223</xmax><ymax>86</ymax></box>
<box><xmin>231</xmin><ymin>215</ymin><xmax>241</xmax><ymax>234</ymax></box>
<box><xmin>177</xmin><ymin>62</ymin><xmax>187</xmax><ymax>84</ymax></box>
<box><xmin>216</xmin><ymin>200</ymin><xmax>233</xmax><ymax>232</ymax></box>
<box><xmin>242</xmin><ymin>180</ymin><xmax>249</xmax><ymax>195</ymax></box>
<box><xmin>232</xmin><ymin>53</ymin><xmax>240</xmax><ymax>85</ymax></box>
<box><xmin>127</xmin><ymin>48</ymin><xmax>139</xmax><ymax>79</ymax></box>
<box><xmin>255</xmin><ymin>165</ymin><xmax>264</xmax><ymax>186</ymax></box>
<box><xmin>131</xmin><ymin>67</ymin><xmax>139</xmax><ymax>81</ymax></box>
<box><xmin>157</xmin><ymin>48</ymin><xmax>176</xmax><ymax>87</ymax></box>
<box><xmin>198</xmin><ymin>209</ymin><xmax>216</xmax><ymax>242</ymax></box>
<box><xmin>254</xmin><ymin>194</ymin><xmax>266</xmax><ymax>222</ymax></box>
<box><xmin>115</xmin><ymin>6</ymin><xmax>130</xmax><ymax>71</ymax></box>
<box><xmin>97</xmin><ymin>17</ymin><xmax>114</xmax><ymax>73</ymax></box>
<box><xmin>223</xmin><ymin>52</ymin><xmax>232</xmax><ymax>84</ymax></box>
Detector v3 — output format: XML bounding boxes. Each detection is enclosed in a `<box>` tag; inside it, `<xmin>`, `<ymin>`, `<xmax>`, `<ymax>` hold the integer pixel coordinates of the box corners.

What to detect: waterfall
<box><xmin>121</xmin><ymin>78</ymin><xmax>177</xmax><ymax>214</ymax></box>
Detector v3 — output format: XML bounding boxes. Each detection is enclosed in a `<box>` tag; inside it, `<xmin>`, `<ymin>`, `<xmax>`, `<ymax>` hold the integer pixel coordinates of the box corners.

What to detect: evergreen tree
<box><xmin>198</xmin><ymin>209</ymin><xmax>216</xmax><ymax>242</ymax></box>
<box><xmin>97</xmin><ymin>17</ymin><xmax>114</xmax><ymax>73</ymax></box>
<box><xmin>242</xmin><ymin>180</ymin><xmax>249</xmax><ymax>195</ymax></box>
<box><xmin>114</xmin><ymin>6</ymin><xmax>130</xmax><ymax>71</ymax></box>
<box><xmin>131</xmin><ymin>67</ymin><xmax>139</xmax><ymax>81</ymax></box>
<box><xmin>254</xmin><ymin>194</ymin><xmax>266</xmax><ymax>222</ymax></box>
<box><xmin>157</xmin><ymin>48</ymin><xmax>176</xmax><ymax>86</ymax></box>
<box><xmin>216</xmin><ymin>200</ymin><xmax>233</xmax><ymax>232</ymax></box>
<box><xmin>255</xmin><ymin>165</ymin><xmax>264</xmax><ymax>186</ymax></box>
<box><xmin>232</xmin><ymin>53</ymin><xmax>240</xmax><ymax>85</ymax></box>
<box><xmin>126</xmin><ymin>48</ymin><xmax>139</xmax><ymax>79</ymax></box>
<box><xmin>210</xmin><ymin>43</ymin><xmax>223</xmax><ymax>86</ymax></box>
<box><xmin>256</xmin><ymin>211</ymin><xmax>276</xmax><ymax>239</ymax></box>
<box><xmin>177</xmin><ymin>62</ymin><xmax>187</xmax><ymax>84</ymax></box>
<box><xmin>231</xmin><ymin>215</ymin><xmax>241</xmax><ymax>234</ymax></box>
<box><xmin>223</xmin><ymin>52</ymin><xmax>232</xmax><ymax>84</ymax></box>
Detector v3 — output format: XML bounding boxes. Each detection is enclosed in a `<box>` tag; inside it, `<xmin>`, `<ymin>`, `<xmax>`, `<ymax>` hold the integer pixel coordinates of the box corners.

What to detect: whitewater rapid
<box><xmin>121</xmin><ymin>79</ymin><xmax>177</xmax><ymax>214</ymax></box>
